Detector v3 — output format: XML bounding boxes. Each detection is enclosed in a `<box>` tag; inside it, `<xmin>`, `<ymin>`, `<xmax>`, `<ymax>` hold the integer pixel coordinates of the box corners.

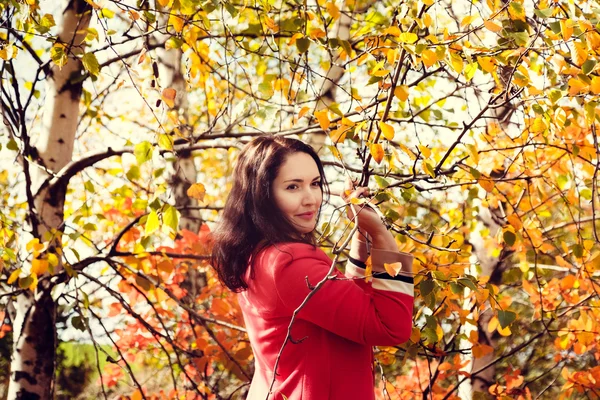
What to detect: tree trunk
<box><xmin>156</xmin><ymin>40</ymin><xmax>205</xmax><ymax>298</ymax></box>
<box><xmin>7</xmin><ymin>1</ymin><xmax>91</xmax><ymax>398</ymax></box>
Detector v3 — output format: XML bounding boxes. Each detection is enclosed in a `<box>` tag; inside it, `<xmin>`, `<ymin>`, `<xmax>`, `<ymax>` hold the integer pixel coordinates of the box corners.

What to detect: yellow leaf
<box><xmin>31</xmin><ymin>259</ymin><xmax>49</xmax><ymax>275</ymax></box>
<box><xmin>568</xmin><ymin>77</ymin><xmax>587</xmax><ymax>96</ymax></box>
<box><xmin>418</xmin><ymin>145</ymin><xmax>431</xmax><ymax>158</ymax></box>
<box><xmin>157</xmin><ymin>0</ymin><xmax>171</xmax><ymax>6</ymax></box>
<box><xmin>370</xmin><ymin>143</ymin><xmax>385</xmax><ymax>163</ymax></box>
<box><xmin>449</xmin><ymin>51</ymin><xmax>463</xmax><ymax>73</ymax></box>
<box><xmin>484</xmin><ymin>20</ymin><xmax>502</xmax><ymax>32</ymax></box>
<box><xmin>168</xmin><ymin>13</ymin><xmax>185</xmax><ymax>33</ymax></box>
<box><xmin>161</xmin><ymin>88</ymin><xmax>177</xmax><ymax>108</ymax></box>
<box><xmin>530</xmin><ymin>116</ymin><xmax>548</xmax><ymax>133</ymax></box>
<box><xmin>365</xmin><ymin>256</ymin><xmax>372</xmax><ymax>282</ymax></box>
<box><xmin>26</xmin><ymin>238</ymin><xmax>44</xmax><ymax>253</ymax></box>
<box><xmin>298</xmin><ymin>106</ymin><xmax>310</xmax><ymax>119</ymax></box>
<box><xmin>325</xmin><ymin>2</ymin><xmax>340</xmax><ymax>19</ymax></box>
<box><xmin>477</xmin><ymin>56</ymin><xmax>495</xmax><ymax>73</ymax></box>
<box><xmin>314</xmin><ymin>110</ymin><xmax>330</xmax><ymax>130</ymax></box>
<box><xmin>187</xmin><ymin>183</ymin><xmax>206</xmax><ymax>201</ymax></box>
<box><xmin>8</xmin><ymin>268</ymin><xmax>21</xmax><ymax>285</ymax></box>
<box><xmin>27</xmin><ymin>273</ymin><xmax>38</xmax><ymax>291</ymax></box>
<box><xmin>586</xmin><ymin>31</ymin><xmax>600</xmax><ymax>50</ymax></box>
<box><xmin>394</xmin><ymin>85</ymin><xmax>409</xmax><ymax>101</ymax></box>
<box><xmin>384</xmin><ymin>26</ymin><xmax>401</xmax><ymax>36</ymax></box>
<box><xmin>591</xmin><ymin>76</ymin><xmax>600</xmax><ymax>94</ymax></box>
<box><xmin>421</xmin><ymin>49</ymin><xmax>437</xmax><ymax>68</ymax></box>
<box><xmin>572</xmin><ymin>42</ymin><xmax>588</xmax><ymax>66</ymax></box>
<box><xmin>329</xmin><ymin>127</ymin><xmax>347</xmax><ymax>144</ymax></box>
<box><xmin>398</xmin><ymin>32</ymin><xmax>418</xmax><ymax>44</ymax></box>
<box><xmin>461</xmin><ymin>15</ymin><xmax>477</xmax><ymax>27</ymax></box>
<box><xmin>379</xmin><ymin>121</ymin><xmax>395</xmax><ymax>141</ymax></box>
<box><xmin>561</xmin><ymin>19</ymin><xmax>573</xmax><ymax>41</ymax></box>
<box><xmin>384</xmin><ymin>262</ymin><xmax>403</xmax><ymax>276</ymax></box>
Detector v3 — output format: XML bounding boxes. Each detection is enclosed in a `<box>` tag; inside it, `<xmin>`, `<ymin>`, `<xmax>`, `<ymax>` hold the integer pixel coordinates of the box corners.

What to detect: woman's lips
<box><xmin>296</xmin><ymin>212</ymin><xmax>315</xmax><ymax>220</ymax></box>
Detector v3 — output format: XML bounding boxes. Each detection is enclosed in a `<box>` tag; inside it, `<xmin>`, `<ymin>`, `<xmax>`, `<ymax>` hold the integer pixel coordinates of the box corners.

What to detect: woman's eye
<box><xmin>312</xmin><ymin>181</ymin><xmax>322</xmax><ymax>187</ymax></box>
<box><xmin>286</xmin><ymin>184</ymin><xmax>298</xmax><ymax>190</ymax></box>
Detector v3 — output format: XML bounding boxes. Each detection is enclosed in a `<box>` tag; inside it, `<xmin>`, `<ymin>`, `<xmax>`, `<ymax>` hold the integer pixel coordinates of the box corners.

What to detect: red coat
<box><xmin>238</xmin><ymin>239</ymin><xmax>414</xmax><ymax>400</ymax></box>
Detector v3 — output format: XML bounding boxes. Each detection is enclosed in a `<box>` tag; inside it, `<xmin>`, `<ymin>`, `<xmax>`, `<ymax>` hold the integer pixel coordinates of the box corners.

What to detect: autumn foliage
<box><xmin>1</xmin><ymin>0</ymin><xmax>600</xmax><ymax>398</ymax></box>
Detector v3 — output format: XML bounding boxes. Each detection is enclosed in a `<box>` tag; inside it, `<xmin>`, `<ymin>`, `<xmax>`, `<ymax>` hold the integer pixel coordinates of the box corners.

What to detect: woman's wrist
<box><xmin>370</xmin><ymin>231</ymin><xmax>397</xmax><ymax>252</ymax></box>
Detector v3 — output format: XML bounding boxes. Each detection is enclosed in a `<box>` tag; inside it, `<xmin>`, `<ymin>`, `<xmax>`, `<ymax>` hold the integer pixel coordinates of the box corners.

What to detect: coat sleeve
<box><xmin>271</xmin><ymin>244</ymin><xmax>414</xmax><ymax>346</ymax></box>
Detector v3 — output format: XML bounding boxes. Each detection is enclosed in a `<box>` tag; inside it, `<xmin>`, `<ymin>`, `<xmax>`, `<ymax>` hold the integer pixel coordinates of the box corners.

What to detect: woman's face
<box><xmin>272</xmin><ymin>152</ymin><xmax>323</xmax><ymax>234</ymax></box>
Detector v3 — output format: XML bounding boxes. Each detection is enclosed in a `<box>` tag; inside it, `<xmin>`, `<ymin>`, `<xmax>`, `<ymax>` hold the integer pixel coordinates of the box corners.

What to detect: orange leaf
<box><xmin>187</xmin><ymin>183</ymin><xmax>206</xmax><ymax>201</ymax></box>
<box><xmin>211</xmin><ymin>298</ymin><xmax>231</xmax><ymax>315</ymax></box>
<box><xmin>421</xmin><ymin>49</ymin><xmax>437</xmax><ymax>68</ymax></box>
<box><xmin>484</xmin><ymin>20</ymin><xmax>502</xmax><ymax>32</ymax></box>
<box><xmin>131</xmin><ymin>389</ymin><xmax>143</xmax><ymax>400</ymax></box>
<box><xmin>477</xmin><ymin>56</ymin><xmax>495</xmax><ymax>73</ymax></box>
<box><xmin>370</xmin><ymin>143</ymin><xmax>384</xmax><ymax>163</ymax></box>
<box><xmin>506</xmin><ymin>214</ymin><xmax>522</xmax><ymax>231</ymax></box>
<box><xmin>571</xmin><ymin>41</ymin><xmax>588</xmax><ymax>66</ymax></box>
<box><xmin>161</xmin><ymin>88</ymin><xmax>177</xmax><ymax>108</ymax></box>
<box><xmin>478</xmin><ymin>179</ymin><xmax>494</xmax><ymax>193</ymax></box>
<box><xmin>383</xmin><ymin>262</ymin><xmax>403</xmax><ymax>276</ymax></box>
<box><xmin>394</xmin><ymin>85</ymin><xmax>409</xmax><ymax>101</ymax></box>
<box><xmin>31</xmin><ymin>259</ymin><xmax>49</xmax><ymax>275</ymax></box>
<box><xmin>298</xmin><ymin>106</ymin><xmax>310</xmax><ymax>119</ymax></box>
<box><xmin>364</xmin><ymin>256</ymin><xmax>372</xmax><ymax>282</ymax></box>
<box><xmin>561</xmin><ymin>19</ymin><xmax>573</xmax><ymax>41</ymax></box>
<box><xmin>472</xmin><ymin>343</ymin><xmax>494</xmax><ymax>358</ymax></box>
<box><xmin>314</xmin><ymin>110</ymin><xmax>330</xmax><ymax>130</ymax></box>
<box><xmin>378</xmin><ymin>121</ymin><xmax>395</xmax><ymax>141</ymax></box>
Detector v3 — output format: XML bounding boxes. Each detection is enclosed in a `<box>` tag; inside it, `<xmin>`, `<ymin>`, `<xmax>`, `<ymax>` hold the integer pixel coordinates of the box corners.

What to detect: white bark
<box><xmin>8</xmin><ymin>1</ymin><xmax>91</xmax><ymax>398</ymax></box>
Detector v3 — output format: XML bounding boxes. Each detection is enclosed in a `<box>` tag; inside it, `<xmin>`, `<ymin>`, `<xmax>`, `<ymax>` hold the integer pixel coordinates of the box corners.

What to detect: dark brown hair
<box><xmin>211</xmin><ymin>136</ymin><xmax>329</xmax><ymax>292</ymax></box>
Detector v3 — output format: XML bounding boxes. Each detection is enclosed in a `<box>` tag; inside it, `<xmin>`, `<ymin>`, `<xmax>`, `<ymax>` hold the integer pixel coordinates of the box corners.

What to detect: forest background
<box><xmin>1</xmin><ymin>0</ymin><xmax>600</xmax><ymax>399</ymax></box>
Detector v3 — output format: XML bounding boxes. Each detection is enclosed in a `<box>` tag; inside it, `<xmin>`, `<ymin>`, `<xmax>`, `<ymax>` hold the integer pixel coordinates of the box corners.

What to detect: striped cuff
<box><xmin>347</xmin><ymin>253</ymin><xmax>414</xmax><ymax>297</ymax></box>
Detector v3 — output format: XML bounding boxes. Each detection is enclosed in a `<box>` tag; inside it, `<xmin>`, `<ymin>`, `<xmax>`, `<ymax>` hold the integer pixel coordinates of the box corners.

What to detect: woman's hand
<box><xmin>340</xmin><ymin>178</ymin><xmax>389</xmax><ymax>240</ymax></box>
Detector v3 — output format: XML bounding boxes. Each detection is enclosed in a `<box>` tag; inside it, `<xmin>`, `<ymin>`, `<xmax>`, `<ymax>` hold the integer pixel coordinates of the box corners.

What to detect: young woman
<box><xmin>211</xmin><ymin>136</ymin><xmax>414</xmax><ymax>400</ymax></box>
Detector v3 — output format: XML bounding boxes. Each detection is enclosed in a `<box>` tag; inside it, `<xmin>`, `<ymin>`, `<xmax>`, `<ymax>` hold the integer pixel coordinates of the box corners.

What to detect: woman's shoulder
<box><xmin>254</xmin><ymin>241</ymin><xmax>330</xmax><ymax>268</ymax></box>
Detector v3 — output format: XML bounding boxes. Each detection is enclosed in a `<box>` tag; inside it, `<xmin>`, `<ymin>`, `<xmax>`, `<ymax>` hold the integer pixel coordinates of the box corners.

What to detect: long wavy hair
<box><xmin>211</xmin><ymin>136</ymin><xmax>329</xmax><ymax>292</ymax></box>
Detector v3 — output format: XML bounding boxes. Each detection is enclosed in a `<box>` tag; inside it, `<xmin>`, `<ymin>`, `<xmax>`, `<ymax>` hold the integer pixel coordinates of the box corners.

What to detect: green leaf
<box><xmin>420</xmin><ymin>279</ymin><xmax>435</xmax><ymax>296</ymax></box>
<box><xmin>85</xmin><ymin>27</ymin><xmax>99</xmax><ymax>42</ymax></box>
<box><xmin>36</xmin><ymin>13</ymin><xmax>55</xmax><ymax>34</ymax></box>
<box><xmin>572</xmin><ymin>243</ymin><xmax>584</xmax><ymax>258</ymax></box>
<box><xmin>51</xmin><ymin>44</ymin><xmax>68</xmax><ymax>67</ymax></box>
<box><xmin>126</xmin><ymin>165</ymin><xmax>140</xmax><ymax>181</ymax></box>
<box><xmin>145</xmin><ymin>210</ymin><xmax>160</xmax><ymax>235</ymax></box>
<box><xmin>134</xmin><ymin>141</ymin><xmax>153</xmax><ymax>165</ymax></box>
<box><xmin>296</xmin><ymin>37</ymin><xmax>310</xmax><ymax>53</ymax></box>
<box><xmin>548</xmin><ymin>89</ymin><xmax>563</xmax><ymax>104</ymax></box>
<box><xmin>582</xmin><ymin>60</ymin><xmax>597</xmax><ymax>75</ymax></box>
<box><xmin>84</xmin><ymin>180</ymin><xmax>95</xmax><ymax>193</ymax></box>
<box><xmin>158</xmin><ymin>133</ymin><xmax>173</xmax><ymax>150</ymax></box>
<box><xmin>7</xmin><ymin>139</ymin><xmax>18</xmax><ymax>151</ymax></box>
<box><xmin>532</xmin><ymin>104</ymin><xmax>544</xmax><ymax>114</ymax></box>
<box><xmin>163</xmin><ymin>205</ymin><xmax>179</xmax><ymax>233</ymax></box>
<box><xmin>374</xmin><ymin>176</ymin><xmax>390</xmax><ymax>188</ymax></box>
<box><xmin>82</xmin><ymin>52</ymin><xmax>100</xmax><ymax>76</ymax></box>
<box><xmin>497</xmin><ymin>310</ymin><xmax>516</xmax><ymax>329</ymax></box>
<box><xmin>533</xmin><ymin>8</ymin><xmax>552</xmax><ymax>18</ymax></box>
<box><xmin>458</xmin><ymin>277</ymin><xmax>477</xmax><ymax>291</ymax></box>
<box><xmin>503</xmin><ymin>230</ymin><xmax>516</xmax><ymax>246</ymax></box>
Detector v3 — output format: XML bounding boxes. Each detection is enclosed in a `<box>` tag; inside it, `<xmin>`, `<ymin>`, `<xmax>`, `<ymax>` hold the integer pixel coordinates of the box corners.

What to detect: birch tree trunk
<box><xmin>7</xmin><ymin>1</ymin><xmax>91</xmax><ymax>398</ymax></box>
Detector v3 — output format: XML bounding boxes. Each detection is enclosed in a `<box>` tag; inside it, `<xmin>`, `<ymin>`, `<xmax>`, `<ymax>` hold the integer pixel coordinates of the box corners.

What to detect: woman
<box><xmin>211</xmin><ymin>136</ymin><xmax>414</xmax><ymax>399</ymax></box>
